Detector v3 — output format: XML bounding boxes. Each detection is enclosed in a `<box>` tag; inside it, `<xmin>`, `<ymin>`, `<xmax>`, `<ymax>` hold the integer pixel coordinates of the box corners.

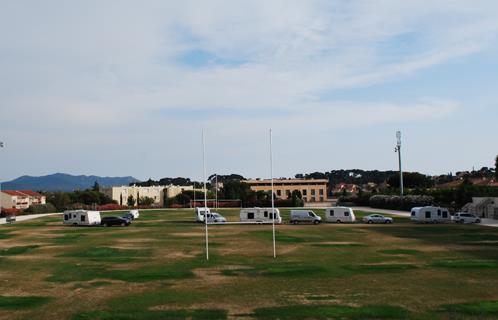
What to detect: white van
<box><xmin>324</xmin><ymin>207</ymin><xmax>356</xmax><ymax>223</ymax></box>
<box><xmin>290</xmin><ymin>210</ymin><xmax>321</xmax><ymax>224</ymax></box>
<box><xmin>240</xmin><ymin>207</ymin><xmax>282</xmax><ymax>224</ymax></box>
<box><xmin>129</xmin><ymin>209</ymin><xmax>140</xmax><ymax>219</ymax></box>
<box><xmin>410</xmin><ymin>206</ymin><xmax>451</xmax><ymax>223</ymax></box>
<box><xmin>63</xmin><ymin>210</ymin><xmax>101</xmax><ymax>226</ymax></box>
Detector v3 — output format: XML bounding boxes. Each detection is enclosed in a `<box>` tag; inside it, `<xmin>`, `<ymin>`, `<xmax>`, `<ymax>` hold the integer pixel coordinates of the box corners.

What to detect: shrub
<box><xmin>0</xmin><ymin>208</ymin><xmax>21</xmax><ymax>217</ymax></box>
<box><xmin>370</xmin><ymin>195</ymin><xmax>434</xmax><ymax>211</ymax></box>
<box><xmin>23</xmin><ymin>203</ymin><xmax>57</xmax><ymax>214</ymax></box>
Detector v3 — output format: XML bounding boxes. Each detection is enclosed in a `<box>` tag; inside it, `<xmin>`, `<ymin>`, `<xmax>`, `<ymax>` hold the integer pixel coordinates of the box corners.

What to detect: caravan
<box><xmin>324</xmin><ymin>207</ymin><xmax>356</xmax><ymax>223</ymax></box>
<box><xmin>63</xmin><ymin>210</ymin><xmax>101</xmax><ymax>226</ymax></box>
<box><xmin>240</xmin><ymin>207</ymin><xmax>282</xmax><ymax>224</ymax></box>
<box><xmin>410</xmin><ymin>206</ymin><xmax>451</xmax><ymax>223</ymax></box>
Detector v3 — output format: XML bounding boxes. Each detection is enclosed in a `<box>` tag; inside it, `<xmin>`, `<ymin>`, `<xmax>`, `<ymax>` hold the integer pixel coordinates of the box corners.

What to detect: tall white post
<box><xmin>396</xmin><ymin>131</ymin><xmax>404</xmax><ymax>197</ymax></box>
<box><xmin>215</xmin><ymin>174</ymin><xmax>218</xmax><ymax>209</ymax></box>
<box><xmin>270</xmin><ymin>129</ymin><xmax>276</xmax><ymax>258</ymax></box>
<box><xmin>0</xmin><ymin>141</ymin><xmax>3</xmax><ymax>212</ymax></box>
<box><xmin>202</xmin><ymin>130</ymin><xmax>209</xmax><ymax>260</ymax></box>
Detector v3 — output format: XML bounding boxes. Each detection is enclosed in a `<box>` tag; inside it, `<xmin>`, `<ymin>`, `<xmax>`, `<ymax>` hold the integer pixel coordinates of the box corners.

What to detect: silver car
<box><xmin>362</xmin><ymin>214</ymin><xmax>393</xmax><ymax>224</ymax></box>
<box><xmin>453</xmin><ymin>212</ymin><xmax>481</xmax><ymax>224</ymax></box>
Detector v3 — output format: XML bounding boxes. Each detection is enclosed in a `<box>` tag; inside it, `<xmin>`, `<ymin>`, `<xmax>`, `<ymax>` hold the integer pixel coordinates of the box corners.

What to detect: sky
<box><xmin>1</xmin><ymin>0</ymin><xmax>498</xmax><ymax>182</ymax></box>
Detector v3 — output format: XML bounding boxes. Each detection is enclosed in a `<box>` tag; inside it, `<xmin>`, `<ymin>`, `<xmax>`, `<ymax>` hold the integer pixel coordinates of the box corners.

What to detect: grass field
<box><xmin>1</xmin><ymin>208</ymin><xmax>498</xmax><ymax>319</ymax></box>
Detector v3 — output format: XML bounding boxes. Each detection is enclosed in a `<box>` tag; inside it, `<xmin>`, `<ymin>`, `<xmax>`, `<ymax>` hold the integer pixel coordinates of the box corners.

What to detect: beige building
<box><xmin>0</xmin><ymin>190</ymin><xmax>46</xmax><ymax>209</ymax></box>
<box><xmin>102</xmin><ymin>185</ymin><xmax>196</xmax><ymax>207</ymax></box>
<box><xmin>245</xmin><ymin>179</ymin><xmax>329</xmax><ymax>202</ymax></box>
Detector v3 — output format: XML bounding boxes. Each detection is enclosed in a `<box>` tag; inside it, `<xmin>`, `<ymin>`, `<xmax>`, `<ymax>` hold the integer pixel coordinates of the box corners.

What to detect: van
<box><xmin>240</xmin><ymin>207</ymin><xmax>282</xmax><ymax>224</ymax></box>
<box><xmin>290</xmin><ymin>210</ymin><xmax>321</xmax><ymax>224</ymax></box>
<box><xmin>324</xmin><ymin>207</ymin><xmax>356</xmax><ymax>223</ymax></box>
<box><xmin>410</xmin><ymin>206</ymin><xmax>451</xmax><ymax>223</ymax></box>
<box><xmin>63</xmin><ymin>210</ymin><xmax>101</xmax><ymax>226</ymax></box>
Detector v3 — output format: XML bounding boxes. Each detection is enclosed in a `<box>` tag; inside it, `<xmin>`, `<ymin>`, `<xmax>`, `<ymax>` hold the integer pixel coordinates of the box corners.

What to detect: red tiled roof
<box><xmin>1</xmin><ymin>190</ymin><xmax>43</xmax><ymax>197</ymax></box>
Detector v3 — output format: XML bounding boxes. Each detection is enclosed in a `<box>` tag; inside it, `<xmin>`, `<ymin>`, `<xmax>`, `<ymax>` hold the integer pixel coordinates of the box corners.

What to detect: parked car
<box><xmin>121</xmin><ymin>213</ymin><xmax>135</xmax><ymax>222</ymax></box>
<box><xmin>290</xmin><ymin>210</ymin><xmax>321</xmax><ymax>224</ymax></box>
<box><xmin>207</xmin><ymin>212</ymin><xmax>227</xmax><ymax>223</ymax></box>
<box><xmin>101</xmin><ymin>216</ymin><xmax>130</xmax><ymax>227</ymax></box>
<box><xmin>362</xmin><ymin>214</ymin><xmax>393</xmax><ymax>224</ymax></box>
<box><xmin>453</xmin><ymin>212</ymin><xmax>481</xmax><ymax>224</ymax></box>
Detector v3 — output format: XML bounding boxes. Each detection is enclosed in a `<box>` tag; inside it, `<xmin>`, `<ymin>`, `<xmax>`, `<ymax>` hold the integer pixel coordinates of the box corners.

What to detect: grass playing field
<box><xmin>0</xmin><ymin>208</ymin><xmax>498</xmax><ymax>319</ymax></box>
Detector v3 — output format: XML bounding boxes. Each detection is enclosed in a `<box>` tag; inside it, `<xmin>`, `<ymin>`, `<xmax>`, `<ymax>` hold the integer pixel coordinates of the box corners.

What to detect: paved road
<box><xmin>0</xmin><ymin>212</ymin><xmax>61</xmax><ymax>225</ymax></box>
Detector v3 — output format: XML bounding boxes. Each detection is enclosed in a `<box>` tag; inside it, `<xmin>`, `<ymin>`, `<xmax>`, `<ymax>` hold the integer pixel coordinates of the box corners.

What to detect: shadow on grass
<box><xmin>250</xmin><ymin>304</ymin><xmax>410</xmax><ymax>319</ymax></box>
<box><xmin>0</xmin><ymin>245</ymin><xmax>39</xmax><ymax>256</ymax></box>
<box><xmin>437</xmin><ymin>301</ymin><xmax>498</xmax><ymax>317</ymax></box>
<box><xmin>0</xmin><ymin>296</ymin><xmax>52</xmax><ymax>309</ymax></box>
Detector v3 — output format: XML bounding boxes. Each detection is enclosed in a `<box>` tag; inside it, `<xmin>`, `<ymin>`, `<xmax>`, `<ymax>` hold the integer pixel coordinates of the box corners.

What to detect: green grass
<box><xmin>1</xmin><ymin>208</ymin><xmax>498</xmax><ymax>319</ymax></box>
<box><xmin>0</xmin><ymin>296</ymin><xmax>52</xmax><ymax>309</ymax></box>
<box><xmin>72</xmin><ymin>309</ymin><xmax>227</xmax><ymax>320</ymax></box>
<box><xmin>438</xmin><ymin>301</ymin><xmax>498</xmax><ymax>316</ymax></box>
<box><xmin>0</xmin><ymin>245</ymin><xmax>39</xmax><ymax>255</ymax></box>
<box><xmin>251</xmin><ymin>304</ymin><xmax>410</xmax><ymax>319</ymax></box>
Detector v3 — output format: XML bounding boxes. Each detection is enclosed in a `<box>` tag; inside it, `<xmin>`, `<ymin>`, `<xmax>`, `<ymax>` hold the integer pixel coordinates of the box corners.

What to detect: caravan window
<box><xmin>442</xmin><ymin>211</ymin><xmax>448</xmax><ymax>218</ymax></box>
<box><xmin>344</xmin><ymin>211</ymin><xmax>350</xmax><ymax>216</ymax></box>
<box><xmin>81</xmin><ymin>215</ymin><xmax>86</xmax><ymax>222</ymax></box>
<box><xmin>437</xmin><ymin>209</ymin><xmax>441</xmax><ymax>216</ymax></box>
<box><xmin>329</xmin><ymin>210</ymin><xmax>334</xmax><ymax>216</ymax></box>
<box><xmin>411</xmin><ymin>211</ymin><xmax>415</xmax><ymax>216</ymax></box>
<box><xmin>425</xmin><ymin>211</ymin><xmax>431</xmax><ymax>219</ymax></box>
<box><xmin>247</xmin><ymin>212</ymin><xmax>254</xmax><ymax>219</ymax></box>
<box><xmin>264</xmin><ymin>211</ymin><xmax>268</xmax><ymax>218</ymax></box>
<box><xmin>269</xmin><ymin>213</ymin><xmax>274</xmax><ymax>219</ymax></box>
<box><xmin>64</xmin><ymin>214</ymin><xmax>69</xmax><ymax>220</ymax></box>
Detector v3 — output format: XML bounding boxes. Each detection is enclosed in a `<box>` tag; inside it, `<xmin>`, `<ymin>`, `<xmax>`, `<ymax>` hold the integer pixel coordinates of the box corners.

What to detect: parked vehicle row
<box><xmin>63</xmin><ymin>209</ymin><xmax>140</xmax><ymax>227</ymax></box>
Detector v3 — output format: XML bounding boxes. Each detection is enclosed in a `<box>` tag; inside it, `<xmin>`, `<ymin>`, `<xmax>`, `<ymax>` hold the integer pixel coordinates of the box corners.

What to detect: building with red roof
<box><xmin>0</xmin><ymin>190</ymin><xmax>46</xmax><ymax>209</ymax></box>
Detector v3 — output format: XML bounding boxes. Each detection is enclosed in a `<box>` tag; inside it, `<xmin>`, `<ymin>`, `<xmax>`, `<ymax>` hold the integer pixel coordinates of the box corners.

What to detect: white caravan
<box><xmin>63</xmin><ymin>210</ymin><xmax>101</xmax><ymax>226</ymax></box>
<box><xmin>129</xmin><ymin>209</ymin><xmax>140</xmax><ymax>219</ymax></box>
<box><xmin>195</xmin><ymin>207</ymin><xmax>211</xmax><ymax>223</ymax></box>
<box><xmin>410</xmin><ymin>206</ymin><xmax>451</xmax><ymax>223</ymax></box>
<box><xmin>324</xmin><ymin>207</ymin><xmax>356</xmax><ymax>223</ymax></box>
<box><xmin>240</xmin><ymin>207</ymin><xmax>282</xmax><ymax>224</ymax></box>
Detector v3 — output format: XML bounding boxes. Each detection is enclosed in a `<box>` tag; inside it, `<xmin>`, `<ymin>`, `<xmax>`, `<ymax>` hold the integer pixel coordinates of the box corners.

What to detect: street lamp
<box><xmin>395</xmin><ymin>131</ymin><xmax>404</xmax><ymax>196</ymax></box>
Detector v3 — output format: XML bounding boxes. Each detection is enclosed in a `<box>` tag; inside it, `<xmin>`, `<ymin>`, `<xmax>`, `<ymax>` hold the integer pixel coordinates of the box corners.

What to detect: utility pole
<box><xmin>215</xmin><ymin>174</ymin><xmax>218</xmax><ymax>209</ymax></box>
<box><xmin>270</xmin><ymin>129</ymin><xmax>276</xmax><ymax>258</ymax></box>
<box><xmin>395</xmin><ymin>131</ymin><xmax>404</xmax><ymax>197</ymax></box>
<box><xmin>202</xmin><ymin>130</ymin><xmax>209</xmax><ymax>261</ymax></box>
<box><xmin>0</xmin><ymin>141</ymin><xmax>3</xmax><ymax>212</ymax></box>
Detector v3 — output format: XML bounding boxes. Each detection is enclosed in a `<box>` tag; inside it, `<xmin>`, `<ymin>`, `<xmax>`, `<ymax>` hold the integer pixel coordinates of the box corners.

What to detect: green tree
<box><xmin>495</xmin><ymin>155</ymin><xmax>498</xmax><ymax>180</ymax></box>
<box><xmin>92</xmin><ymin>181</ymin><xmax>100</xmax><ymax>192</ymax></box>
<box><xmin>139</xmin><ymin>196</ymin><xmax>155</xmax><ymax>206</ymax></box>
<box><xmin>119</xmin><ymin>193</ymin><xmax>123</xmax><ymax>206</ymax></box>
<box><xmin>127</xmin><ymin>195</ymin><xmax>136</xmax><ymax>206</ymax></box>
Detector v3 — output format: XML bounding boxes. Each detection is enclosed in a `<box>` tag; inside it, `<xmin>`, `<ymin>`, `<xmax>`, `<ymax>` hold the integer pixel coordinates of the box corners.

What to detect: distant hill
<box><xmin>1</xmin><ymin>173</ymin><xmax>139</xmax><ymax>192</ymax></box>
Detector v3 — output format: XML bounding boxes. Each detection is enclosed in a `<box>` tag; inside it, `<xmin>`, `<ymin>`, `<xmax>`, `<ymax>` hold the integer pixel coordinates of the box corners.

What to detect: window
<box><xmin>311</xmin><ymin>189</ymin><xmax>315</xmax><ymax>195</ymax></box>
<box><xmin>277</xmin><ymin>190</ymin><xmax>281</xmax><ymax>197</ymax></box>
<box><xmin>425</xmin><ymin>211</ymin><xmax>431</xmax><ymax>219</ymax></box>
<box><xmin>64</xmin><ymin>214</ymin><xmax>69</xmax><ymax>221</ymax></box>
<box><xmin>308</xmin><ymin>212</ymin><xmax>314</xmax><ymax>217</ymax></box>
<box><xmin>320</xmin><ymin>196</ymin><xmax>324</xmax><ymax>202</ymax></box>
<box><xmin>437</xmin><ymin>209</ymin><xmax>441</xmax><ymax>216</ymax></box>
<box><xmin>286</xmin><ymin>190</ymin><xmax>291</xmax><ymax>197</ymax></box>
<box><xmin>319</xmin><ymin>189</ymin><xmax>324</xmax><ymax>195</ymax></box>
<box><xmin>442</xmin><ymin>211</ymin><xmax>448</xmax><ymax>218</ymax></box>
<box><xmin>264</xmin><ymin>211</ymin><xmax>268</xmax><ymax>218</ymax></box>
<box><xmin>269</xmin><ymin>213</ymin><xmax>274</xmax><ymax>219</ymax></box>
<box><xmin>248</xmin><ymin>212</ymin><xmax>254</xmax><ymax>219</ymax></box>
<box><xmin>344</xmin><ymin>211</ymin><xmax>349</xmax><ymax>216</ymax></box>
<box><xmin>411</xmin><ymin>211</ymin><xmax>415</xmax><ymax>216</ymax></box>
<box><xmin>311</xmin><ymin>197</ymin><xmax>316</xmax><ymax>202</ymax></box>
<box><xmin>330</xmin><ymin>210</ymin><xmax>334</xmax><ymax>216</ymax></box>
<box><xmin>81</xmin><ymin>215</ymin><xmax>86</xmax><ymax>222</ymax></box>
<box><xmin>302</xmin><ymin>190</ymin><xmax>307</xmax><ymax>196</ymax></box>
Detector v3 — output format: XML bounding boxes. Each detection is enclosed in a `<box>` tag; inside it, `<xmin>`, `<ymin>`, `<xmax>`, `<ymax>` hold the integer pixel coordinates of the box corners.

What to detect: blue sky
<box><xmin>1</xmin><ymin>1</ymin><xmax>498</xmax><ymax>182</ymax></box>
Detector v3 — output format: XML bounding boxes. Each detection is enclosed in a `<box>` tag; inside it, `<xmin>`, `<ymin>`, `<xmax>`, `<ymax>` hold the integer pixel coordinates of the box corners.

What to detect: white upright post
<box><xmin>0</xmin><ymin>141</ymin><xmax>3</xmax><ymax>212</ymax></box>
<box><xmin>215</xmin><ymin>174</ymin><xmax>218</xmax><ymax>209</ymax></box>
<box><xmin>270</xmin><ymin>129</ymin><xmax>276</xmax><ymax>258</ymax></box>
<box><xmin>396</xmin><ymin>131</ymin><xmax>404</xmax><ymax>197</ymax></box>
<box><xmin>202</xmin><ymin>130</ymin><xmax>209</xmax><ymax>261</ymax></box>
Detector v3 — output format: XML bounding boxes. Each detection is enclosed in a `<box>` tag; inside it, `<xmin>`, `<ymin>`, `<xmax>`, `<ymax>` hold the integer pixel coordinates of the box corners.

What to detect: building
<box><xmin>244</xmin><ymin>179</ymin><xmax>328</xmax><ymax>202</ymax></box>
<box><xmin>0</xmin><ymin>190</ymin><xmax>46</xmax><ymax>209</ymax></box>
<box><xmin>101</xmin><ymin>185</ymin><xmax>196</xmax><ymax>207</ymax></box>
<box><xmin>462</xmin><ymin>197</ymin><xmax>498</xmax><ymax>219</ymax></box>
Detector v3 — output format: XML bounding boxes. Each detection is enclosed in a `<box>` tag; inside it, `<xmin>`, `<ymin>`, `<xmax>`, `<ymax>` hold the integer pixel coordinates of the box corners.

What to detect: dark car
<box><xmin>122</xmin><ymin>213</ymin><xmax>135</xmax><ymax>221</ymax></box>
<box><xmin>101</xmin><ymin>216</ymin><xmax>130</xmax><ymax>227</ymax></box>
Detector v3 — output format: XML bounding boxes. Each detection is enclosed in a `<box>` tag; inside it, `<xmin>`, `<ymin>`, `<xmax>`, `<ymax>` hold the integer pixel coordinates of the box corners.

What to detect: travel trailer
<box><xmin>324</xmin><ymin>207</ymin><xmax>356</xmax><ymax>223</ymax></box>
<box><xmin>290</xmin><ymin>210</ymin><xmax>322</xmax><ymax>224</ymax></box>
<box><xmin>63</xmin><ymin>210</ymin><xmax>101</xmax><ymax>226</ymax></box>
<box><xmin>240</xmin><ymin>207</ymin><xmax>282</xmax><ymax>224</ymax></box>
<box><xmin>410</xmin><ymin>206</ymin><xmax>451</xmax><ymax>223</ymax></box>
<box><xmin>129</xmin><ymin>209</ymin><xmax>140</xmax><ymax>219</ymax></box>
<box><xmin>195</xmin><ymin>207</ymin><xmax>211</xmax><ymax>223</ymax></box>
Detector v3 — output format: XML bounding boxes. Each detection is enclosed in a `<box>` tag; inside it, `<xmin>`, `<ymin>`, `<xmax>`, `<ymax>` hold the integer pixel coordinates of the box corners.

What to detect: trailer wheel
<box><xmin>476</xmin><ymin>219</ymin><xmax>481</xmax><ymax>223</ymax></box>
<box><xmin>313</xmin><ymin>220</ymin><xmax>319</xmax><ymax>225</ymax></box>
<box><xmin>337</xmin><ymin>220</ymin><xmax>341</xmax><ymax>223</ymax></box>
